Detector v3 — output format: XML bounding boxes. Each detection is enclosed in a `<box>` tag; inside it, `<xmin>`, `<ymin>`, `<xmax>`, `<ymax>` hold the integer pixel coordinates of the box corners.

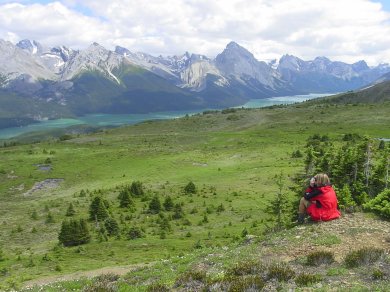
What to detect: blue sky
<box><xmin>0</xmin><ymin>0</ymin><xmax>390</xmax><ymax>65</ymax></box>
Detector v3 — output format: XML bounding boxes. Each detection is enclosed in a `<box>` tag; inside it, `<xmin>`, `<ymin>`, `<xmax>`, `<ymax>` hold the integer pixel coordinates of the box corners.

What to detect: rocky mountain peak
<box><xmin>16</xmin><ymin>39</ymin><xmax>43</xmax><ymax>55</ymax></box>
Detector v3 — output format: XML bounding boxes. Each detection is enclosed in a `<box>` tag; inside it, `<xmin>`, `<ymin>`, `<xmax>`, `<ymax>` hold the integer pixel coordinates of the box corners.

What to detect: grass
<box><xmin>0</xmin><ymin>101</ymin><xmax>390</xmax><ymax>289</ymax></box>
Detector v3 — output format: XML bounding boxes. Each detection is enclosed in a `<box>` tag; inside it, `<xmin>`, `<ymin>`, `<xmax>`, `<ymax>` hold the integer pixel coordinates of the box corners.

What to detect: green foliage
<box><xmin>344</xmin><ymin>247</ymin><xmax>384</xmax><ymax>268</ymax></box>
<box><xmin>172</xmin><ymin>203</ymin><xmax>184</xmax><ymax>219</ymax></box>
<box><xmin>45</xmin><ymin>212</ymin><xmax>55</xmax><ymax>224</ymax></box>
<box><xmin>163</xmin><ymin>196</ymin><xmax>174</xmax><ymax>211</ymax></box>
<box><xmin>89</xmin><ymin>196</ymin><xmax>109</xmax><ymax>221</ymax></box>
<box><xmin>104</xmin><ymin>217</ymin><xmax>120</xmax><ymax>236</ymax></box>
<box><xmin>265</xmin><ymin>173</ymin><xmax>291</xmax><ymax>231</ymax></box>
<box><xmin>184</xmin><ymin>181</ymin><xmax>196</xmax><ymax>194</ymax></box>
<box><xmin>58</xmin><ymin>218</ymin><xmax>91</xmax><ymax>247</ymax></box>
<box><xmin>146</xmin><ymin>282</ymin><xmax>170</xmax><ymax>292</ymax></box>
<box><xmin>295</xmin><ymin>273</ymin><xmax>322</xmax><ymax>286</ymax></box>
<box><xmin>225</xmin><ymin>260</ymin><xmax>265</xmax><ymax>277</ymax></box>
<box><xmin>130</xmin><ymin>181</ymin><xmax>144</xmax><ymax>197</ymax></box>
<box><xmin>291</xmin><ymin>149</ymin><xmax>303</xmax><ymax>158</ymax></box>
<box><xmin>118</xmin><ymin>189</ymin><xmax>135</xmax><ymax>209</ymax></box>
<box><xmin>372</xmin><ymin>268</ymin><xmax>385</xmax><ymax>280</ymax></box>
<box><xmin>227</xmin><ymin>275</ymin><xmax>265</xmax><ymax>291</ymax></box>
<box><xmin>306</xmin><ymin>251</ymin><xmax>335</xmax><ymax>266</ymax></box>
<box><xmin>267</xmin><ymin>263</ymin><xmax>295</xmax><ymax>281</ymax></box>
<box><xmin>0</xmin><ymin>247</ymin><xmax>5</xmax><ymax>261</ymax></box>
<box><xmin>127</xmin><ymin>226</ymin><xmax>144</xmax><ymax>240</ymax></box>
<box><xmin>65</xmin><ymin>203</ymin><xmax>76</xmax><ymax>216</ymax></box>
<box><xmin>363</xmin><ymin>189</ymin><xmax>390</xmax><ymax>219</ymax></box>
<box><xmin>336</xmin><ymin>184</ymin><xmax>356</xmax><ymax>210</ymax></box>
<box><xmin>148</xmin><ymin>195</ymin><xmax>161</xmax><ymax>214</ymax></box>
<box><xmin>84</xmin><ymin>273</ymin><xmax>119</xmax><ymax>292</ymax></box>
<box><xmin>175</xmin><ymin>269</ymin><xmax>207</xmax><ymax>286</ymax></box>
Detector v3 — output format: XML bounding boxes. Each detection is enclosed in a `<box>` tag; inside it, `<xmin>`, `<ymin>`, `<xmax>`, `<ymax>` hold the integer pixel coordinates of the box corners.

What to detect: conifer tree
<box><xmin>65</xmin><ymin>203</ymin><xmax>76</xmax><ymax>216</ymax></box>
<box><xmin>337</xmin><ymin>184</ymin><xmax>356</xmax><ymax>211</ymax></box>
<box><xmin>58</xmin><ymin>218</ymin><xmax>91</xmax><ymax>247</ymax></box>
<box><xmin>172</xmin><ymin>203</ymin><xmax>184</xmax><ymax>219</ymax></box>
<box><xmin>149</xmin><ymin>195</ymin><xmax>161</xmax><ymax>214</ymax></box>
<box><xmin>119</xmin><ymin>189</ymin><xmax>135</xmax><ymax>209</ymax></box>
<box><xmin>265</xmin><ymin>173</ymin><xmax>291</xmax><ymax>230</ymax></box>
<box><xmin>184</xmin><ymin>181</ymin><xmax>196</xmax><ymax>194</ymax></box>
<box><xmin>104</xmin><ymin>217</ymin><xmax>120</xmax><ymax>236</ymax></box>
<box><xmin>130</xmin><ymin>181</ymin><xmax>144</xmax><ymax>197</ymax></box>
<box><xmin>163</xmin><ymin>196</ymin><xmax>174</xmax><ymax>211</ymax></box>
<box><xmin>89</xmin><ymin>196</ymin><xmax>109</xmax><ymax>221</ymax></box>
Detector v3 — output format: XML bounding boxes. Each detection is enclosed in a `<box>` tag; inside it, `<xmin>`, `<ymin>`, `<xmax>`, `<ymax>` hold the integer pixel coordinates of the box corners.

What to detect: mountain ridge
<box><xmin>1</xmin><ymin>38</ymin><xmax>390</xmax><ymax>128</ymax></box>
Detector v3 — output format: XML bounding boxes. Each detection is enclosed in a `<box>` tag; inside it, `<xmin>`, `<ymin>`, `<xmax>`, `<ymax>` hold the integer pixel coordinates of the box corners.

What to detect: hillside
<box><xmin>0</xmin><ymin>100</ymin><xmax>389</xmax><ymax>291</ymax></box>
<box><xmin>22</xmin><ymin>212</ymin><xmax>390</xmax><ymax>291</ymax></box>
<box><xmin>312</xmin><ymin>80</ymin><xmax>390</xmax><ymax>104</ymax></box>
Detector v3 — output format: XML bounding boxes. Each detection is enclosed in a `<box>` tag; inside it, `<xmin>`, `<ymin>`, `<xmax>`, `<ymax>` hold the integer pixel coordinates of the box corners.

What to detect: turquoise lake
<box><xmin>0</xmin><ymin>93</ymin><xmax>331</xmax><ymax>139</ymax></box>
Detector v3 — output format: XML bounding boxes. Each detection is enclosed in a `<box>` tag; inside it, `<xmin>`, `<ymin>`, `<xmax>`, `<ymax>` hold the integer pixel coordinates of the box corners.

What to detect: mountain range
<box><xmin>1</xmin><ymin>38</ymin><xmax>390</xmax><ymax>129</ymax></box>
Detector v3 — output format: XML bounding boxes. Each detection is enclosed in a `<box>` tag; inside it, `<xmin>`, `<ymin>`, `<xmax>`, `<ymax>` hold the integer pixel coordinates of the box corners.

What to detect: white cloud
<box><xmin>0</xmin><ymin>0</ymin><xmax>390</xmax><ymax>65</ymax></box>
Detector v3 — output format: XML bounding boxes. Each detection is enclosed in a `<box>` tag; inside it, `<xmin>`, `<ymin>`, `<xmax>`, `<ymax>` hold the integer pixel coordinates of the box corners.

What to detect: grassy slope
<box><xmin>0</xmin><ymin>101</ymin><xmax>390</xmax><ymax>289</ymax></box>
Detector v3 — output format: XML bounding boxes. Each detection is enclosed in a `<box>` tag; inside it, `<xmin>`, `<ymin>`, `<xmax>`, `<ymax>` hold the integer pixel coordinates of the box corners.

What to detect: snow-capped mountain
<box><xmin>1</xmin><ymin>38</ymin><xmax>390</xmax><ymax>128</ymax></box>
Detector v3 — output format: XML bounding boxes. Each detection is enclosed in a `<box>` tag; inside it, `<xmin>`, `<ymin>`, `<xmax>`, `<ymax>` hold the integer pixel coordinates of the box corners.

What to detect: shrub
<box><xmin>89</xmin><ymin>196</ymin><xmax>109</xmax><ymax>221</ymax></box>
<box><xmin>58</xmin><ymin>218</ymin><xmax>91</xmax><ymax>247</ymax></box>
<box><xmin>267</xmin><ymin>262</ymin><xmax>295</xmax><ymax>281</ymax></box>
<box><xmin>344</xmin><ymin>247</ymin><xmax>385</xmax><ymax>268</ymax></box>
<box><xmin>372</xmin><ymin>268</ymin><xmax>385</xmax><ymax>280</ymax></box>
<box><xmin>65</xmin><ymin>203</ymin><xmax>76</xmax><ymax>216</ymax></box>
<box><xmin>84</xmin><ymin>274</ymin><xmax>119</xmax><ymax>292</ymax></box>
<box><xmin>128</xmin><ymin>227</ymin><xmax>144</xmax><ymax>240</ymax></box>
<box><xmin>175</xmin><ymin>269</ymin><xmax>207</xmax><ymax>287</ymax></box>
<box><xmin>184</xmin><ymin>181</ymin><xmax>196</xmax><ymax>194</ymax></box>
<box><xmin>146</xmin><ymin>282</ymin><xmax>170</xmax><ymax>292</ymax></box>
<box><xmin>295</xmin><ymin>273</ymin><xmax>322</xmax><ymax>286</ymax></box>
<box><xmin>363</xmin><ymin>189</ymin><xmax>390</xmax><ymax>219</ymax></box>
<box><xmin>149</xmin><ymin>195</ymin><xmax>161</xmax><ymax>214</ymax></box>
<box><xmin>130</xmin><ymin>181</ymin><xmax>144</xmax><ymax>197</ymax></box>
<box><xmin>307</xmin><ymin>251</ymin><xmax>335</xmax><ymax>266</ymax></box>
<box><xmin>104</xmin><ymin>217</ymin><xmax>120</xmax><ymax>236</ymax></box>
<box><xmin>227</xmin><ymin>275</ymin><xmax>265</xmax><ymax>292</ymax></box>
<box><xmin>225</xmin><ymin>260</ymin><xmax>265</xmax><ymax>277</ymax></box>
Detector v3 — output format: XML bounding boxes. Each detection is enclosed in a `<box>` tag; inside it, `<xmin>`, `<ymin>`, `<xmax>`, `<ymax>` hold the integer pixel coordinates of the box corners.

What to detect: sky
<box><xmin>0</xmin><ymin>0</ymin><xmax>390</xmax><ymax>65</ymax></box>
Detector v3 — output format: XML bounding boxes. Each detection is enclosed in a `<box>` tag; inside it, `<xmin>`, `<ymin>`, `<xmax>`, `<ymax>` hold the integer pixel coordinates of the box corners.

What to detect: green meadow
<box><xmin>0</xmin><ymin>100</ymin><xmax>390</xmax><ymax>289</ymax></box>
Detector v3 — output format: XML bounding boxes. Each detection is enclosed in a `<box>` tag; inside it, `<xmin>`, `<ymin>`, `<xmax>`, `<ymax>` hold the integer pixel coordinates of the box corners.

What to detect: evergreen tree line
<box><xmin>302</xmin><ymin>134</ymin><xmax>390</xmax><ymax>217</ymax></box>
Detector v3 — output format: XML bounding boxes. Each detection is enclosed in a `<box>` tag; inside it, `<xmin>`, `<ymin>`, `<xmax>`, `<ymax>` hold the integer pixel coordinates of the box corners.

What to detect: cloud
<box><xmin>0</xmin><ymin>0</ymin><xmax>390</xmax><ymax>65</ymax></box>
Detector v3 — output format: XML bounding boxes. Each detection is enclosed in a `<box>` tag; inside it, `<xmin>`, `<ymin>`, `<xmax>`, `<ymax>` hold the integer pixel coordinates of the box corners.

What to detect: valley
<box><xmin>0</xmin><ymin>95</ymin><xmax>389</xmax><ymax>290</ymax></box>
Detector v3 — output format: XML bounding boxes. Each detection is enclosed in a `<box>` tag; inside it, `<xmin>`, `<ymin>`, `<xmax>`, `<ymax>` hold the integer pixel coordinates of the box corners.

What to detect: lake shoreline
<box><xmin>0</xmin><ymin>93</ymin><xmax>333</xmax><ymax>140</ymax></box>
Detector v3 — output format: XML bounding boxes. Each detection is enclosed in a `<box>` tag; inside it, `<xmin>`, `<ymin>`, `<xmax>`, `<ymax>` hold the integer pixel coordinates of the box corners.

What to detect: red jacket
<box><xmin>306</xmin><ymin>185</ymin><xmax>340</xmax><ymax>221</ymax></box>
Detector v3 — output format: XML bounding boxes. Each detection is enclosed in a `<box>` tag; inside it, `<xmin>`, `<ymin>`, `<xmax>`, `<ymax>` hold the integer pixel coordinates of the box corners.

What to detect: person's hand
<box><xmin>310</xmin><ymin>177</ymin><xmax>316</xmax><ymax>187</ymax></box>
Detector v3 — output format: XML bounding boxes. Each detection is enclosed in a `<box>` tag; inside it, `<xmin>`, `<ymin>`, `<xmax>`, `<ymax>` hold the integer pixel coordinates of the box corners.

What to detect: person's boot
<box><xmin>298</xmin><ymin>213</ymin><xmax>305</xmax><ymax>224</ymax></box>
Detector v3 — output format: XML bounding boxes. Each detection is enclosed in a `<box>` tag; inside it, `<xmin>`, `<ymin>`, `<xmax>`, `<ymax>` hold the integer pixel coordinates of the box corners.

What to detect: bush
<box><xmin>344</xmin><ymin>247</ymin><xmax>384</xmax><ymax>268</ymax></box>
<box><xmin>267</xmin><ymin>263</ymin><xmax>295</xmax><ymax>281</ymax></box>
<box><xmin>175</xmin><ymin>269</ymin><xmax>207</xmax><ymax>286</ymax></box>
<box><xmin>146</xmin><ymin>282</ymin><xmax>170</xmax><ymax>292</ymax></box>
<box><xmin>225</xmin><ymin>260</ymin><xmax>265</xmax><ymax>277</ymax></box>
<box><xmin>58</xmin><ymin>218</ymin><xmax>91</xmax><ymax>247</ymax></box>
<box><xmin>128</xmin><ymin>226</ymin><xmax>144</xmax><ymax>240</ymax></box>
<box><xmin>295</xmin><ymin>273</ymin><xmax>322</xmax><ymax>286</ymax></box>
<box><xmin>130</xmin><ymin>181</ymin><xmax>144</xmax><ymax>197</ymax></box>
<box><xmin>307</xmin><ymin>251</ymin><xmax>335</xmax><ymax>266</ymax></box>
<box><xmin>84</xmin><ymin>274</ymin><xmax>119</xmax><ymax>292</ymax></box>
<box><xmin>227</xmin><ymin>275</ymin><xmax>265</xmax><ymax>291</ymax></box>
<box><xmin>363</xmin><ymin>189</ymin><xmax>390</xmax><ymax>219</ymax></box>
<box><xmin>184</xmin><ymin>181</ymin><xmax>197</xmax><ymax>194</ymax></box>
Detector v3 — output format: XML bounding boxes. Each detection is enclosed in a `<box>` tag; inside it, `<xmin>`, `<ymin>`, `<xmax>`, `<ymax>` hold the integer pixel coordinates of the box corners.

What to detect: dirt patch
<box><xmin>23</xmin><ymin>179</ymin><xmax>64</xmax><ymax>196</ymax></box>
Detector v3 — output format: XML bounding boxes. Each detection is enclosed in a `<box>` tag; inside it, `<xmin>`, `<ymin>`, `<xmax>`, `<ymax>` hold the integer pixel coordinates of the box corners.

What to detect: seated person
<box><xmin>298</xmin><ymin>173</ymin><xmax>340</xmax><ymax>223</ymax></box>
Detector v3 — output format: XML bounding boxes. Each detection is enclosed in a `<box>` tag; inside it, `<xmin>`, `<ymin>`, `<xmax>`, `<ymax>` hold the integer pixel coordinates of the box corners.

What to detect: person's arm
<box><xmin>304</xmin><ymin>188</ymin><xmax>322</xmax><ymax>200</ymax></box>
